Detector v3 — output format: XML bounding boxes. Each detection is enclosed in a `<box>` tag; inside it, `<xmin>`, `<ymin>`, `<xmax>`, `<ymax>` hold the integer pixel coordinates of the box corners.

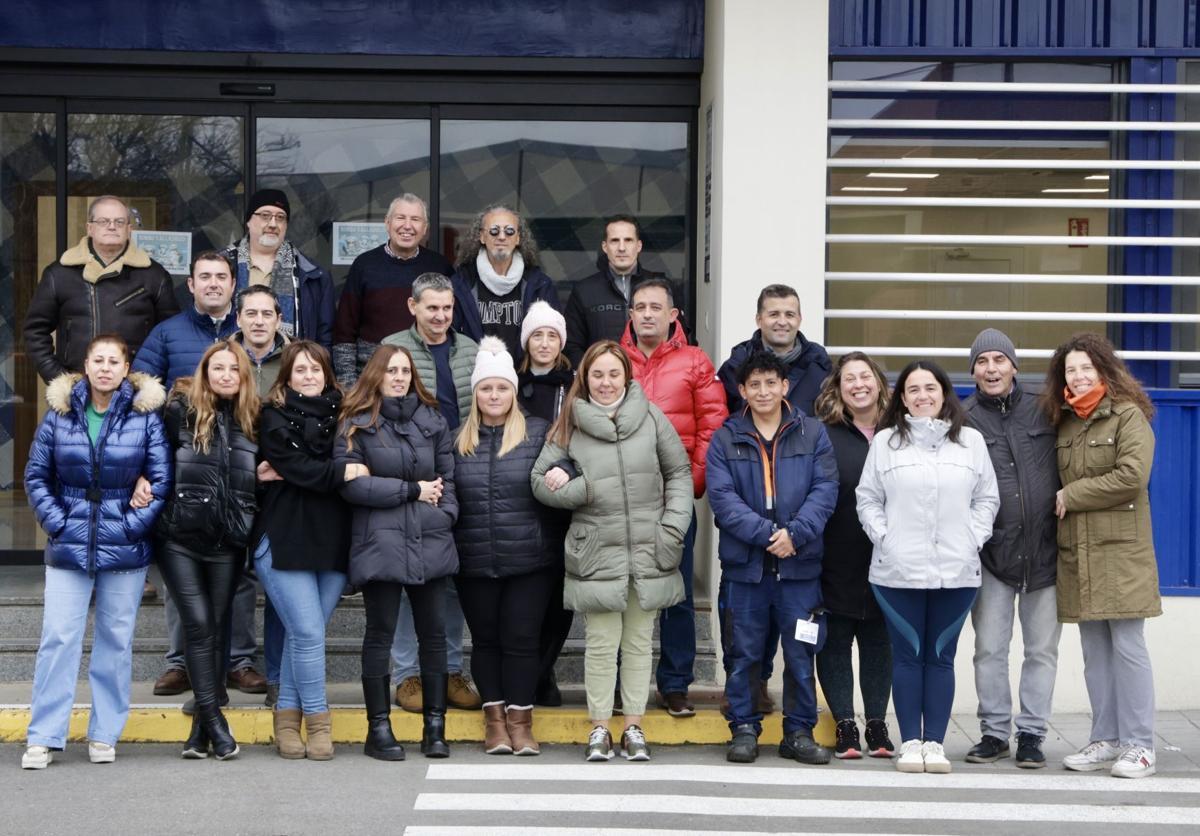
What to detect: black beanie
<box><xmin>245</xmin><ymin>189</ymin><xmax>290</xmax><ymax>223</ymax></box>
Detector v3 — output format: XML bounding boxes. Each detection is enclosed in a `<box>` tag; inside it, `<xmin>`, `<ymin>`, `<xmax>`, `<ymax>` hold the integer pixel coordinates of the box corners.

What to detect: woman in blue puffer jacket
<box><xmin>21</xmin><ymin>334</ymin><xmax>170</xmax><ymax>770</ymax></box>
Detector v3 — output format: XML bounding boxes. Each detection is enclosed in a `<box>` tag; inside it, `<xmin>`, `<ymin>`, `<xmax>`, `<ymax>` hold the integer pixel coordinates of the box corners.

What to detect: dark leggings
<box><xmin>872</xmin><ymin>584</ymin><xmax>977</xmax><ymax>744</ymax></box>
<box><xmin>815</xmin><ymin>612</ymin><xmax>893</xmax><ymax>721</ymax></box>
<box><xmin>536</xmin><ymin>566</ymin><xmax>573</xmax><ymax>684</ymax></box>
<box><xmin>457</xmin><ymin>569</ymin><xmax>557</xmax><ymax>706</ymax></box>
<box><xmin>157</xmin><ymin>541</ymin><xmax>241</xmax><ymax>716</ymax></box>
<box><xmin>361</xmin><ymin>577</ymin><xmax>447</xmax><ymax>679</ymax></box>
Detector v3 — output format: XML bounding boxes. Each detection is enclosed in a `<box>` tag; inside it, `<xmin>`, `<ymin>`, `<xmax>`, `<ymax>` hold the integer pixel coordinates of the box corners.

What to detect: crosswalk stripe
<box><xmin>413</xmin><ymin>793</ymin><xmax>1199</xmax><ymax>825</ymax></box>
<box><xmin>404</xmin><ymin>829</ymin><xmax>914</xmax><ymax>836</ymax></box>
<box><xmin>423</xmin><ymin>763</ymin><xmax>1200</xmax><ymax>795</ymax></box>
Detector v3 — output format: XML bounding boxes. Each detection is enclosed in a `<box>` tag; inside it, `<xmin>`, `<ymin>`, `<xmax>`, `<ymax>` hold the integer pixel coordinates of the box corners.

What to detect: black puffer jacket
<box><xmin>158</xmin><ymin>394</ymin><xmax>258</xmax><ymax>557</ymax></box>
<box><xmin>335</xmin><ymin>394</ymin><xmax>458</xmax><ymax>586</ymax></box>
<box><xmin>964</xmin><ymin>381</ymin><xmax>1060</xmax><ymax>592</ymax></box>
<box><xmin>517</xmin><ymin>367</ymin><xmax>575</xmax><ymax>423</ymax></box>
<box><xmin>820</xmin><ymin>420</ymin><xmax>881</xmax><ymax>620</ymax></box>
<box><xmin>453</xmin><ymin>417</ymin><xmax>559</xmax><ymax>578</ymax></box>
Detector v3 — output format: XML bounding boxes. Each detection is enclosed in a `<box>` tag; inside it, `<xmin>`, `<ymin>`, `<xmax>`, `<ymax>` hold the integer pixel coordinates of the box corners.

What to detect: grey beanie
<box><xmin>969</xmin><ymin>328</ymin><xmax>1018</xmax><ymax>370</ymax></box>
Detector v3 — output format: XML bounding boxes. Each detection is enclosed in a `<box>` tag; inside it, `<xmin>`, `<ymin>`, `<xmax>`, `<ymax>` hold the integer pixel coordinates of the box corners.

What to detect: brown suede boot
<box><xmin>304</xmin><ymin>711</ymin><xmax>334</xmax><ymax>761</ymax></box>
<box><xmin>506</xmin><ymin>707</ymin><xmax>540</xmax><ymax>756</ymax></box>
<box><xmin>483</xmin><ymin>703</ymin><xmax>513</xmax><ymax>754</ymax></box>
<box><xmin>273</xmin><ymin>708</ymin><xmax>305</xmax><ymax>759</ymax></box>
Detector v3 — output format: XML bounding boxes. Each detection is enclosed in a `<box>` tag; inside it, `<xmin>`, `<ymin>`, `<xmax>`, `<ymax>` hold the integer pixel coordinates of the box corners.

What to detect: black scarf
<box><xmin>282</xmin><ymin>386</ymin><xmax>342</xmax><ymax>456</ymax></box>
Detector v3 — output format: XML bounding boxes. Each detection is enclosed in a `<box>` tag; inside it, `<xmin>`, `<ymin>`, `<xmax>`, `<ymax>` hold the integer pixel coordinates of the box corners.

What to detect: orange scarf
<box><xmin>1065</xmin><ymin>381</ymin><xmax>1107</xmax><ymax>420</ymax></box>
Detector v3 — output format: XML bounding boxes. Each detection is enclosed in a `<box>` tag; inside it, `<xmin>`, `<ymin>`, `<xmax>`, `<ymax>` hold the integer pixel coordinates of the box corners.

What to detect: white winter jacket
<box><xmin>855</xmin><ymin>416</ymin><xmax>999</xmax><ymax>589</ymax></box>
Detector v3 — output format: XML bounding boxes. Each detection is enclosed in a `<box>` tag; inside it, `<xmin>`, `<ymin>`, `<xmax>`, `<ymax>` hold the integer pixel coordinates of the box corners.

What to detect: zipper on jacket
<box><xmin>88</xmin><ymin>283</ymin><xmax>99</xmax><ymax>341</ymax></box>
<box><xmin>1005</xmin><ymin>413</ymin><xmax>1031</xmax><ymax>592</ymax></box>
<box><xmin>85</xmin><ymin>403</ymin><xmax>116</xmax><ymax>577</ymax></box>
<box><xmin>614</xmin><ymin>436</ymin><xmax>635</xmax><ymax>578</ymax></box>
<box><xmin>488</xmin><ymin>427</ymin><xmax>497</xmax><ymax>578</ymax></box>
<box><xmin>752</xmin><ymin>417</ymin><xmax>795</xmax><ymax>578</ymax></box>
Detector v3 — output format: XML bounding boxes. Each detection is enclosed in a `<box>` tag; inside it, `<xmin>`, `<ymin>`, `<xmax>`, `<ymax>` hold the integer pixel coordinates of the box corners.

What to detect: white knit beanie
<box><xmin>471</xmin><ymin>336</ymin><xmax>519</xmax><ymax>390</ymax></box>
<box><xmin>519</xmin><ymin>300</ymin><xmax>567</xmax><ymax>353</ymax></box>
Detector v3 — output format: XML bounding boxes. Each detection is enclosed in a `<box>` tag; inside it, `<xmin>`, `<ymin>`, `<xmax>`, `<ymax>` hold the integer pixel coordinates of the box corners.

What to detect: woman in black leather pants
<box><xmin>157</xmin><ymin>339</ymin><xmax>260</xmax><ymax>760</ymax></box>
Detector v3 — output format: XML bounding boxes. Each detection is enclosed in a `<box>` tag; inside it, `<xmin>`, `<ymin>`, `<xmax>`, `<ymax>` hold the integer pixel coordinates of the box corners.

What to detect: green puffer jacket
<box><xmin>1056</xmin><ymin>396</ymin><xmax>1161</xmax><ymax>622</ymax></box>
<box><xmin>383</xmin><ymin>326</ymin><xmax>478</xmax><ymax>424</ymax></box>
<box><xmin>532</xmin><ymin>382</ymin><xmax>693</xmax><ymax>614</ymax></box>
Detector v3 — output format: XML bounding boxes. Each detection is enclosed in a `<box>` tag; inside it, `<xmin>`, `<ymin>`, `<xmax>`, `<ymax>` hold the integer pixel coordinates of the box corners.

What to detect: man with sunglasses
<box><xmin>24</xmin><ymin>194</ymin><xmax>179</xmax><ymax>384</ymax></box>
<box><xmin>220</xmin><ymin>189</ymin><xmax>335</xmax><ymax>350</ymax></box>
<box><xmin>449</xmin><ymin>205</ymin><xmax>560</xmax><ymax>360</ymax></box>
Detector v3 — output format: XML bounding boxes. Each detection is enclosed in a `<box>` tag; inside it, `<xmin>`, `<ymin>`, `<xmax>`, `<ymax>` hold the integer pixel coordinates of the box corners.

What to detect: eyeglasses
<box><xmin>487</xmin><ymin>225</ymin><xmax>517</xmax><ymax>238</ymax></box>
<box><xmin>251</xmin><ymin>211</ymin><xmax>288</xmax><ymax>224</ymax></box>
<box><xmin>88</xmin><ymin>217</ymin><xmax>129</xmax><ymax>228</ymax></box>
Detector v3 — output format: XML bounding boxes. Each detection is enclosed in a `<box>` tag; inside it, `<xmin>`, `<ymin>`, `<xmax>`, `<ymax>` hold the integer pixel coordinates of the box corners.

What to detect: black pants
<box><xmin>457</xmin><ymin>569</ymin><xmax>557</xmax><ymax>706</ymax></box>
<box><xmin>815</xmin><ymin>612</ymin><xmax>893</xmax><ymax>721</ymax></box>
<box><xmin>361</xmin><ymin>577</ymin><xmax>448</xmax><ymax>679</ymax></box>
<box><xmin>536</xmin><ymin>564</ymin><xmax>573</xmax><ymax>684</ymax></box>
<box><xmin>157</xmin><ymin>540</ymin><xmax>241</xmax><ymax>716</ymax></box>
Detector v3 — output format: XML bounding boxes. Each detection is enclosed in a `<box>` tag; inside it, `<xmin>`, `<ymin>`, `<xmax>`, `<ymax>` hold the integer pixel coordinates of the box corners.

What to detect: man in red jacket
<box><xmin>620</xmin><ymin>278</ymin><xmax>728</xmax><ymax>715</ymax></box>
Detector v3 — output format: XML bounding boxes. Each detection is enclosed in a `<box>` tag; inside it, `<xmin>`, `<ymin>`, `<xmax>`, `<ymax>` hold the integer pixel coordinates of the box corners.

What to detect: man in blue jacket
<box><xmin>706</xmin><ymin>352</ymin><xmax>838</xmax><ymax>765</ymax></box>
<box><xmin>449</xmin><ymin>204</ymin><xmax>560</xmax><ymax>360</ymax></box>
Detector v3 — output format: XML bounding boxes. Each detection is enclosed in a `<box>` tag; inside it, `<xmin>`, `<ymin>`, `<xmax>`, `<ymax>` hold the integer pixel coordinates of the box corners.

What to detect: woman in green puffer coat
<box><xmin>532</xmin><ymin>340</ymin><xmax>692</xmax><ymax>763</ymax></box>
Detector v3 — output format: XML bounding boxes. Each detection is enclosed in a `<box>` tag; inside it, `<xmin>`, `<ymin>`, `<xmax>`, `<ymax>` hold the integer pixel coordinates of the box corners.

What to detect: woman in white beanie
<box><xmin>516</xmin><ymin>299</ymin><xmax>576</xmax><ymax>705</ymax></box>
<box><xmin>453</xmin><ymin>336</ymin><xmax>560</xmax><ymax>755</ymax></box>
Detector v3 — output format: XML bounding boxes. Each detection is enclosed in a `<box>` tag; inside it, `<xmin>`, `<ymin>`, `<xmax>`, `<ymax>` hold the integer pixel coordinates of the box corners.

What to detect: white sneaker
<box><xmin>21</xmin><ymin>745</ymin><xmax>52</xmax><ymax>770</ymax></box>
<box><xmin>1110</xmin><ymin>745</ymin><xmax>1156</xmax><ymax>779</ymax></box>
<box><xmin>896</xmin><ymin>738</ymin><xmax>924</xmax><ymax>773</ymax></box>
<box><xmin>1063</xmin><ymin>740</ymin><xmax>1122</xmax><ymax>772</ymax></box>
<box><xmin>88</xmin><ymin>741</ymin><xmax>116</xmax><ymax>764</ymax></box>
<box><xmin>922</xmin><ymin>740</ymin><xmax>951</xmax><ymax>774</ymax></box>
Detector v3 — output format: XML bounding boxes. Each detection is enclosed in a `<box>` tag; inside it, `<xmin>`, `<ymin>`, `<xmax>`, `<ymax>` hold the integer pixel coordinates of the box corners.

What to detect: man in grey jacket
<box><xmin>963</xmin><ymin>329</ymin><xmax>1062</xmax><ymax>768</ymax></box>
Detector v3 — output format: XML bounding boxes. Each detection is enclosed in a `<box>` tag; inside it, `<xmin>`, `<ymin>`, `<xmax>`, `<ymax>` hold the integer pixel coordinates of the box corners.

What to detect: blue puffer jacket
<box><xmin>131</xmin><ymin>305</ymin><xmax>239</xmax><ymax>388</ymax></box>
<box><xmin>24</xmin><ymin>372</ymin><xmax>171</xmax><ymax>575</ymax></box>
<box><xmin>705</xmin><ymin>404</ymin><xmax>838</xmax><ymax>583</ymax></box>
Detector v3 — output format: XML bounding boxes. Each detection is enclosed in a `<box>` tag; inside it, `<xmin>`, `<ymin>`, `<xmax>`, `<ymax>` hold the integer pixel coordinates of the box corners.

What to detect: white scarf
<box><xmin>476</xmin><ymin>249</ymin><xmax>525</xmax><ymax>296</ymax></box>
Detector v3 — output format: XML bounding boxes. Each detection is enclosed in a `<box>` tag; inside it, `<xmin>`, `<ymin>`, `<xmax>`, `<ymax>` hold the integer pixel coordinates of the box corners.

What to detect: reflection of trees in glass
<box><xmin>68</xmin><ymin>115</ymin><xmax>240</xmax><ymax>181</ymax></box>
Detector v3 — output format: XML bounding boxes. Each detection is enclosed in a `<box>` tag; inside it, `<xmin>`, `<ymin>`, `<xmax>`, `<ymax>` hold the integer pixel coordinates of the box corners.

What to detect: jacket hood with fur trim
<box><xmin>46</xmin><ymin>371</ymin><xmax>166</xmax><ymax>416</ymax></box>
<box><xmin>59</xmin><ymin>236</ymin><xmax>153</xmax><ymax>283</ymax></box>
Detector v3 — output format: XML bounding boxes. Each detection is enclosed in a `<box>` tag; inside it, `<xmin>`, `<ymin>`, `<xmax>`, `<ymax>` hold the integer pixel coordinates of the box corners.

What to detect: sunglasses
<box><xmin>487</xmin><ymin>225</ymin><xmax>517</xmax><ymax>237</ymax></box>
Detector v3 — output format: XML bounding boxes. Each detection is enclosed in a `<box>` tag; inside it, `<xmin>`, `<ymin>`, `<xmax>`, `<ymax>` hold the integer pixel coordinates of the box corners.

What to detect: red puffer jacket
<box><xmin>621</xmin><ymin>321</ymin><xmax>728</xmax><ymax>497</ymax></box>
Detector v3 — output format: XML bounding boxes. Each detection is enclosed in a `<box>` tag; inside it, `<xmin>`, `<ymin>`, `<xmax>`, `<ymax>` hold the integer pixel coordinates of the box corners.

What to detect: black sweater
<box><xmin>517</xmin><ymin>367</ymin><xmax>575</xmax><ymax>424</ymax></box>
<box><xmin>820</xmin><ymin>420</ymin><xmax>881</xmax><ymax>620</ymax></box>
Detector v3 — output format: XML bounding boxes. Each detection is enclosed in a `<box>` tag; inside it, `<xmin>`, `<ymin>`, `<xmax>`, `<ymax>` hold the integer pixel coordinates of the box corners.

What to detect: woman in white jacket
<box><xmin>856</xmin><ymin>361</ymin><xmax>999</xmax><ymax>775</ymax></box>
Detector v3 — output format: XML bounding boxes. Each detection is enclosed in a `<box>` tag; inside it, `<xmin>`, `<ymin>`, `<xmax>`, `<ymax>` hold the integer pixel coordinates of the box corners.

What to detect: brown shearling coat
<box><xmin>1056</xmin><ymin>396</ymin><xmax>1161</xmax><ymax>622</ymax></box>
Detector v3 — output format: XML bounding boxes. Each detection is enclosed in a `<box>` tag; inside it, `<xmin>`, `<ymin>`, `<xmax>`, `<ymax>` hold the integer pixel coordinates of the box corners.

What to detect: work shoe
<box><xmin>395</xmin><ymin>676</ymin><xmax>422</xmax><ymax>712</ymax></box>
<box><xmin>87</xmin><ymin>741</ymin><xmax>116</xmax><ymax>764</ymax></box>
<box><xmin>965</xmin><ymin>734</ymin><xmax>1011</xmax><ymax>763</ymax></box>
<box><xmin>620</xmin><ymin>725</ymin><xmax>651</xmax><ymax>761</ymax></box>
<box><xmin>227</xmin><ymin>666</ymin><xmax>267</xmax><ymax>694</ymax></box>
<box><xmin>21</xmin><ymin>745</ymin><xmax>52</xmax><ymax>770</ymax></box>
<box><xmin>834</xmin><ymin>719</ymin><xmax>862</xmax><ymax>759</ymax></box>
<box><xmin>864</xmin><ymin>718</ymin><xmax>895</xmax><ymax>758</ymax></box>
<box><xmin>1063</xmin><ymin>739</ymin><xmax>1122</xmax><ymax>772</ymax></box>
<box><xmin>778</xmin><ymin>730</ymin><xmax>831</xmax><ymax>765</ymax></box>
<box><xmin>922</xmin><ymin>740</ymin><xmax>951</xmax><ymax>774</ymax></box>
<box><xmin>153</xmin><ymin>667</ymin><xmax>190</xmax><ymax>696</ymax></box>
<box><xmin>1110</xmin><ymin>745</ymin><xmax>1156</xmax><ymax>779</ymax></box>
<box><xmin>726</xmin><ymin>724</ymin><xmax>759</xmax><ymax>763</ymax></box>
<box><xmin>1015</xmin><ymin>732</ymin><xmax>1047</xmax><ymax>769</ymax></box>
<box><xmin>659</xmin><ymin>691</ymin><xmax>696</xmax><ymax>718</ymax></box>
<box><xmin>896</xmin><ymin>738</ymin><xmax>925</xmax><ymax>773</ymax></box>
<box><xmin>585</xmin><ymin>724</ymin><xmax>614</xmax><ymax>762</ymax></box>
<box><xmin>447</xmin><ymin>673</ymin><xmax>482</xmax><ymax>710</ymax></box>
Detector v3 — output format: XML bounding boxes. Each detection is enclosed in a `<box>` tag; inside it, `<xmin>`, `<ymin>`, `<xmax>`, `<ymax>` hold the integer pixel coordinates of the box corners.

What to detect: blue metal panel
<box><xmin>0</xmin><ymin>0</ymin><xmax>704</xmax><ymax>60</ymax></box>
<box><xmin>1123</xmin><ymin>58</ymin><xmax>1176</xmax><ymax>390</ymax></box>
<box><xmin>831</xmin><ymin>0</ymin><xmax>1199</xmax><ymax>52</ymax></box>
<box><xmin>1146</xmin><ymin>389</ymin><xmax>1200</xmax><ymax>594</ymax></box>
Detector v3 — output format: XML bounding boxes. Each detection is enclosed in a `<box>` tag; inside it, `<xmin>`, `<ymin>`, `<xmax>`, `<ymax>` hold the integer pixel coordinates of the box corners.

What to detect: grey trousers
<box><xmin>1078</xmin><ymin>618</ymin><xmax>1156</xmax><ymax>749</ymax></box>
<box><xmin>163</xmin><ymin>571</ymin><xmax>258</xmax><ymax>671</ymax></box>
<box><xmin>970</xmin><ymin>568</ymin><xmax>1062</xmax><ymax>738</ymax></box>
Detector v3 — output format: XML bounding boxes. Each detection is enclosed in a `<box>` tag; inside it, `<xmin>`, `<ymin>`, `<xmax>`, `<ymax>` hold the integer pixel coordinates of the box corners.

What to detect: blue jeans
<box><xmin>254</xmin><ymin>537</ymin><xmax>345</xmax><ymax>714</ymax></box>
<box><xmin>391</xmin><ymin>580</ymin><xmax>465</xmax><ymax>680</ymax></box>
<box><xmin>872</xmin><ymin>584</ymin><xmax>977</xmax><ymax>744</ymax></box>
<box><xmin>27</xmin><ymin>565</ymin><xmax>147</xmax><ymax>748</ymax></box>
<box><xmin>722</xmin><ymin>573</ymin><xmax>825</xmax><ymax>735</ymax></box>
<box><xmin>656</xmin><ymin>509</ymin><xmax>697</xmax><ymax>695</ymax></box>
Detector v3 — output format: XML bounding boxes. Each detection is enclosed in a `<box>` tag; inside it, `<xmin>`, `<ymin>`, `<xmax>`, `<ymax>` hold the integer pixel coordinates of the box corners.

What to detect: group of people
<box><xmin>19</xmin><ymin>194</ymin><xmax>1161</xmax><ymax>779</ymax></box>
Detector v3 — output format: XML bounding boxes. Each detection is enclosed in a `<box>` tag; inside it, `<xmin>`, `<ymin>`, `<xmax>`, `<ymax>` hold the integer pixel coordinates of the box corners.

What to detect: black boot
<box><xmin>201</xmin><ymin>709</ymin><xmax>239</xmax><ymax>761</ymax></box>
<box><xmin>362</xmin><ymin>675</ymin><xmax>406</xmax><ymax>761</ymax></box>
<box><xmin>420</xmin><ymin>673</ymin><xmax>450</xmax><ymax>758</ymax></box>
<box><xmin>726</xmin><ymin>723</ymin><xmax>759</xmax><ymax>763</ymax></box>
<box><xmin>182</xmin><ymin>715</ymin><xmax>209</xmax><ymax>759</ymax></box>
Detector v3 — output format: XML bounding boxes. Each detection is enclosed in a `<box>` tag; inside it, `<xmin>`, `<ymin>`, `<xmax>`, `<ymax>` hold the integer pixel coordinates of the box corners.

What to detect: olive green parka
<box><xmin>531</xmin><ymin>381</ymin><xmax>692</xmax><ymax>614</ymax></box>
<box><xmin>1056</xmin><ymin>396</ymin><xmax>1161</xmax><ymax>622</ymax></box>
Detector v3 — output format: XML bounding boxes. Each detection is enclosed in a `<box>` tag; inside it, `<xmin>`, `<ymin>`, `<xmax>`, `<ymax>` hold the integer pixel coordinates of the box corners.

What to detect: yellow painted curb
<box><xmin>1</xmin><ymin>706</ymin><xmax>835</xmax><ymax>747</ymax></box>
